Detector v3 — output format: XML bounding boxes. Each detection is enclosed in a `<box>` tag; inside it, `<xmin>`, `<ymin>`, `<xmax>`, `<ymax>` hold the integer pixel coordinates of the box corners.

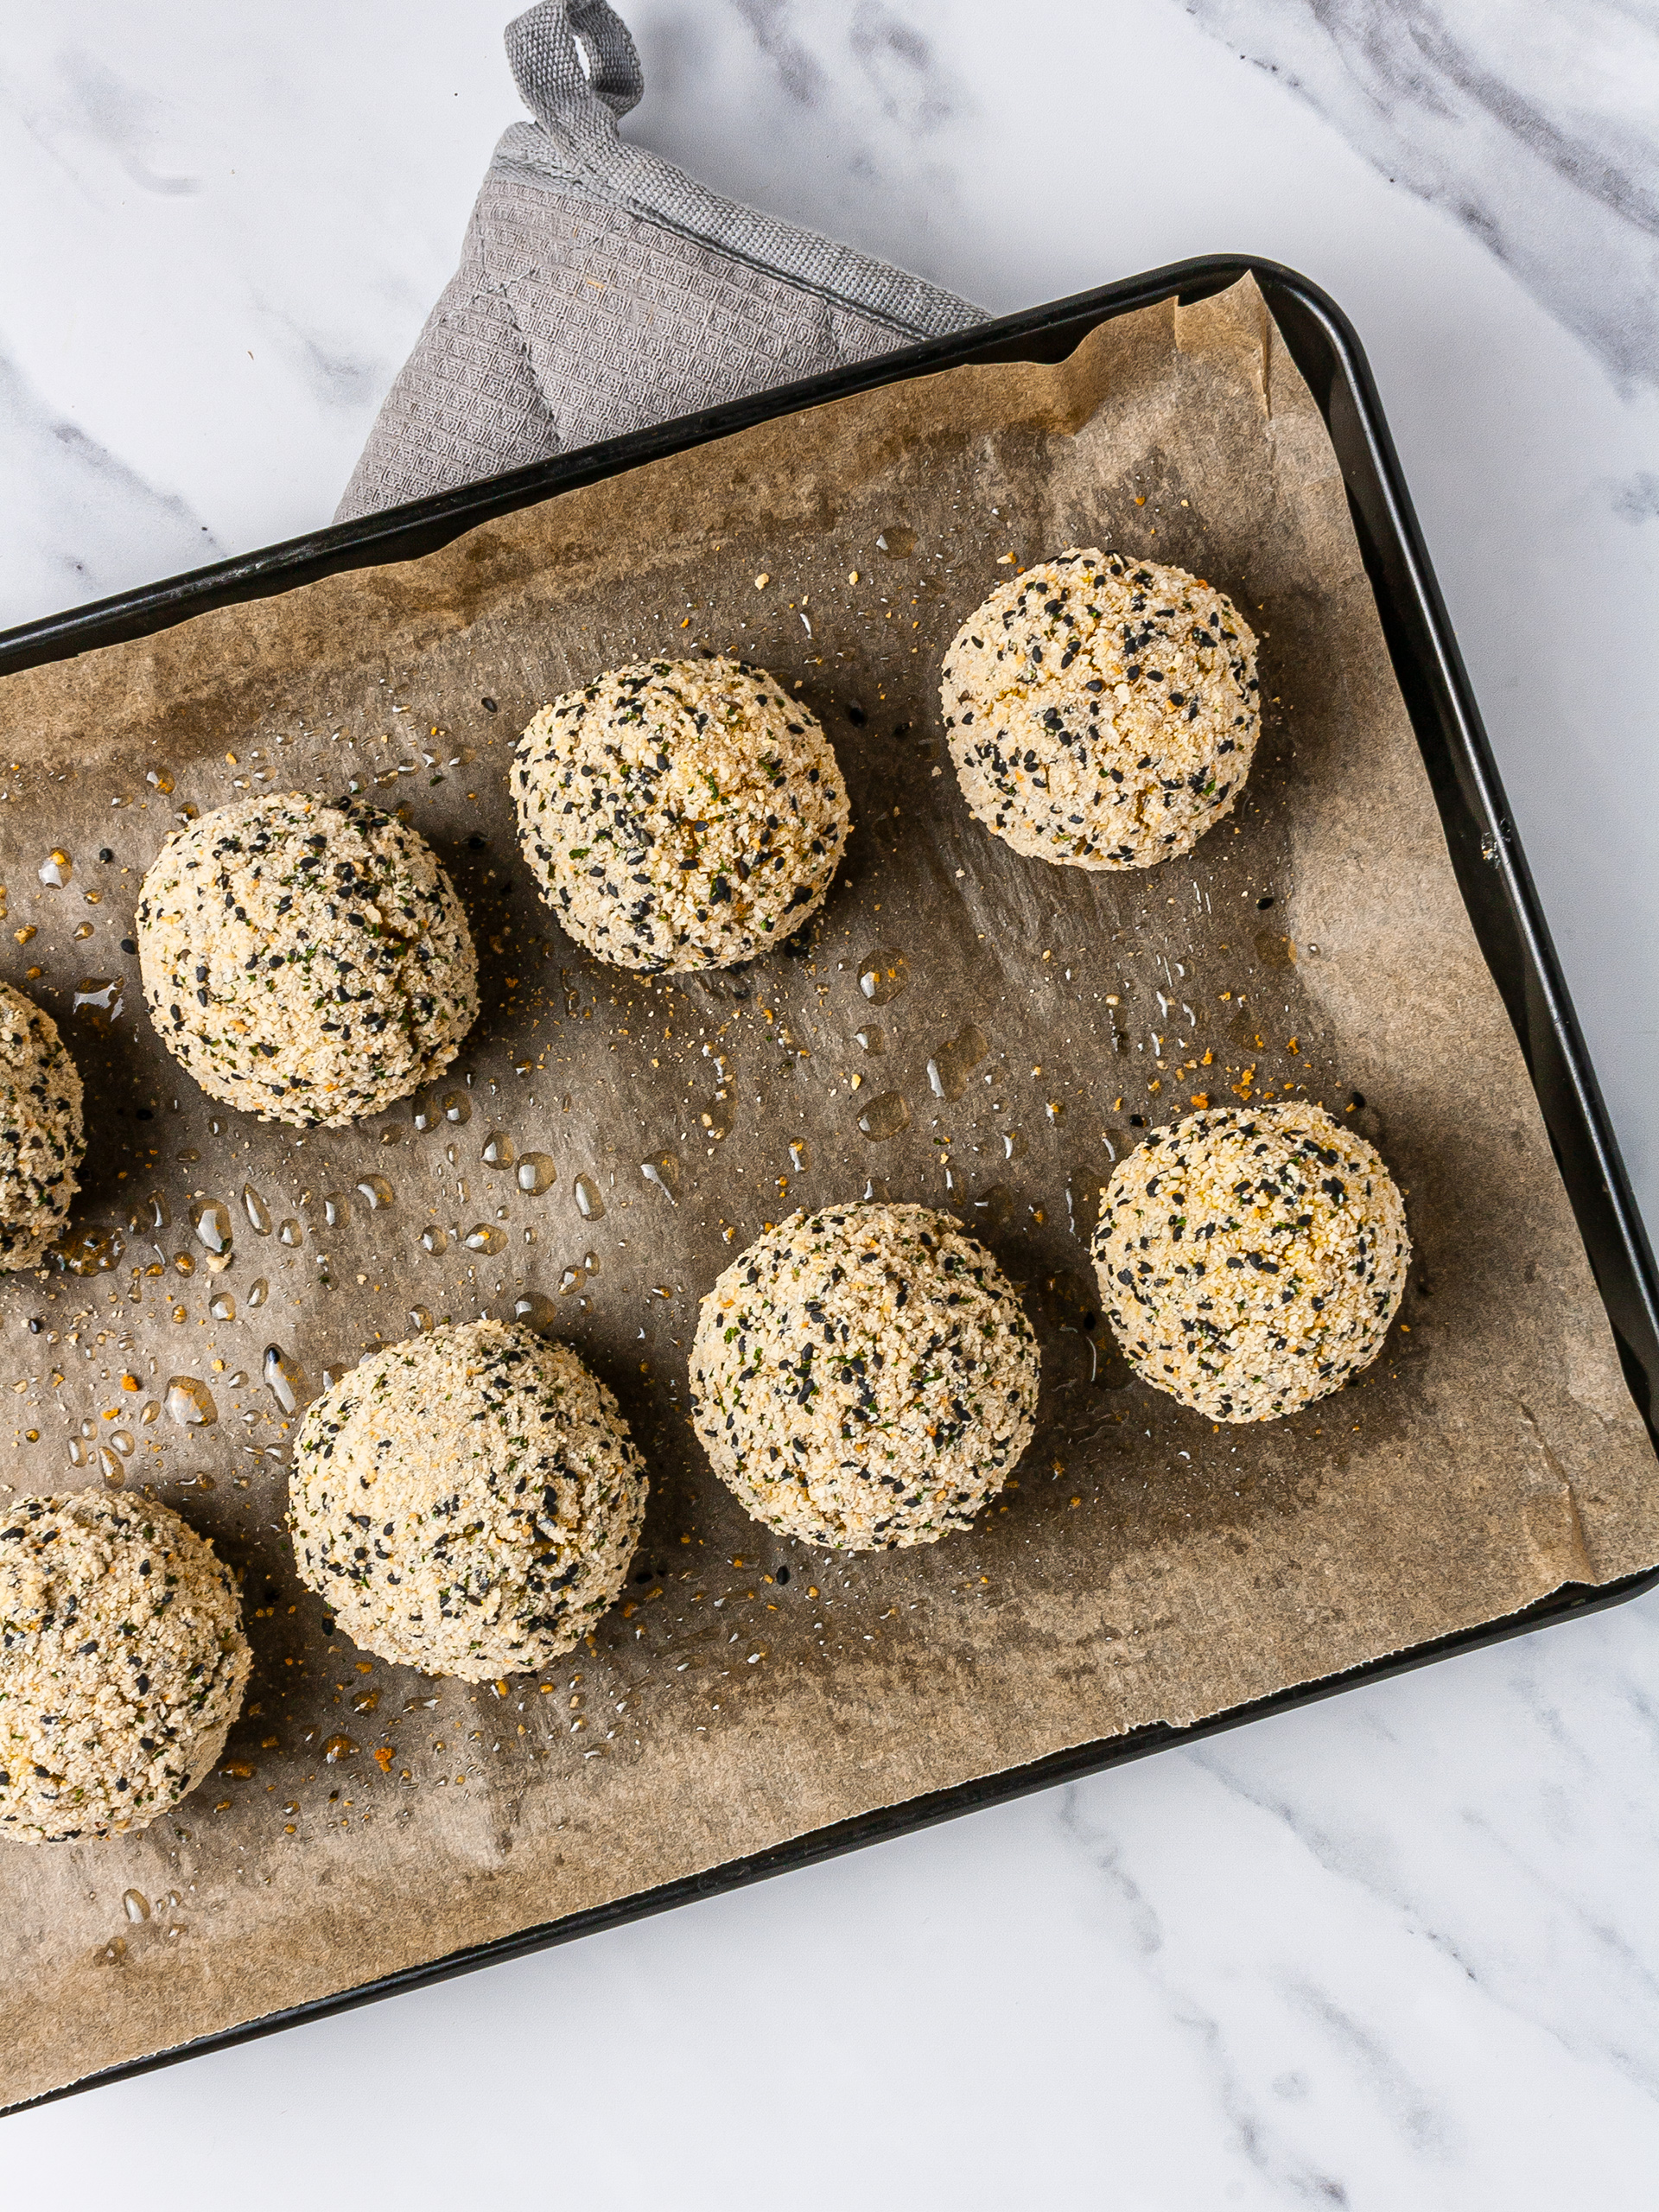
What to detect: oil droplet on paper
<box><xmin>411</xmin><ymin>1098</ymin><xmax>440</xmax><ymax>1134</ymax></box>
<box><xmin>640</xmin><ymin>1153</ymin><xmax>679</xmax><ymax>1203</ymax></box>
<box><xmin>856</xmin><ymin>1091</ymin><xmax>910</xmax><ymax>1141</ymax></box>
<box><xmin>573</xmin><ymin>1173</ymin><xmax>606</xmax><ymax>1220</ymax></box>
<box><xmin>464</xmin><ymin>1224</ymin><xmax>505</xmax><ymax>1255</ymax></box>
<box><xmin>926</xmin><ymin>1023</ymin><xmax>989</xmax><ymax>1103</ymax></box>
<box><xmin>321</xmin><ymin>1192</ymin><xmax>350</xmax><ymax>1230</ymax></box>
<box><xmin>973</xmin><ymin>1183</ymin><xmax>1015</xmax><ymax>1229</ymax></box>
<box><xmin>1003</xmin><ymin>1128</ymin><xmax>1027</xmax><ymax>1162</ymax></box>
<box><xmin>420</xmin><ymin>1224</ymin><xmax>449</xmax><ymax>1255</ymax></box>
<box><xmin>852</xmin><ymin>1027</ymin><xmax>885</xmax><ymax>1055</ymax></box>
<box><xmin>207</xmin><ymin>1291</ymin><xmax>235</xmax><ymax>1322</ymax></box>
<box><xmin>50</xmin><ymin>1226</ymin><xmax>124</xmax><ymax>1276</ymax></box>
<box><xmin>38</xmin><ymin>849</ymin><xmax>72</xmax><ymax>888</ymax></box>
<box><xmin>355</xmin><ymin>1174</ymin><xmax>394</xmax><ymax>1211</ymax></box>
<box><xmin>322</xmin><ymin>1735</ymin><xmax>359</xmax><ymax>1764</ymax></box>
<box><xmin>191</xmin><ymin>1200</ymin><xmax>233</xmax><ymax>1255</ymax></box>
<box><xmin>442</xmin><ymin>1091</ymin><xmax>472</xmax><ymax>1126</ymax></box>
<box><xmin>243</xmin><ymin>1185</ymin><xmax>272</xmax><ymax>1234</ymax></box>
<box><xmin>164</xmin><ymin>1377</ymin><xmax>218</xmax><ymax>1427</ymax></box>
<box><xmin>278</xmin><ymin>1218</ymin><xmax>304</xmax><ymax>1248</ymax></box>
<box><xmin>98</xmin><ymin>1446</ymin><xmax>124</xmax><ymax>1487</ymax></box>
<box><xmin>516</xmin><ymin>1152</ymin><xmax>556</xmax><ymax>1195</ymax></box>
<box><xmin>481</xmin><ymin>1131</ymin><xmax>516</xmax><ymax>1168</ymax></box>
<box><xmin>559</xmin><ymin>1266</ymin><xmax>586</xmax><ymax>1295</ymax></box>
<box><xmin>857</xmin><ymin>948</ymin><xmax>909</xmax><ymax>1005</ymax></box>
<box><xmin>513</xmin><ymin>1292</ymin><xmax>556</xmax><ymax>1332</ymax></box>
<box><xmin>862</xmin><ymin>1176</ymin><xmax>892</xmax><ymax>1203</ymax></box>
<box><xmin>874</xmin><ymin>524</ymin><xmax>917</xmax><ymax>556</ymax></box>
<box><xmin>408</xmin><ymin>1306</ymin><xmax>432</xmax><ymax>1333</ymax></box>
<box><xmin>262</xmin><ymin>1346</ymin><xmax>302</xmax><ymax>1415</ymax></box>
<box><xmin>247</xmin><ymin>1276</ymin><xmax>269</xmax><ymax>1309</ymax></box>
<box><xmin>696</xmin><ymin>1096</ymin><xmax>734</xmax><ymax>1144</ymax></box>
<box><xmin>73</xmin><ymin>977</ymin><xmax>124</xmax><ymax>1028</ymax></box>
<box><xmin>122</xmin><ymin>1889</ymin><xmax>151</xmax><ymax>1924</ymax></box>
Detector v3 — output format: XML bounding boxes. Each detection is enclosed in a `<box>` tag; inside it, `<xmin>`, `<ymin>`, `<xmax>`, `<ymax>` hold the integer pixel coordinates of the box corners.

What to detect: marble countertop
<box><xmin>5</xmin><ymin>3</ymin><xmax>1659</xmax><ymax>2202</ymax></box>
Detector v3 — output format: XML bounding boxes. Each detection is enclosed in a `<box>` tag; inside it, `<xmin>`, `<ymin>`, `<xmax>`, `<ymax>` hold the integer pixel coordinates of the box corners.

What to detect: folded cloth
<box><xmin>335</xmin><ymin>0</ymin><xmax>988</xmax><ymax>522</ymax></box>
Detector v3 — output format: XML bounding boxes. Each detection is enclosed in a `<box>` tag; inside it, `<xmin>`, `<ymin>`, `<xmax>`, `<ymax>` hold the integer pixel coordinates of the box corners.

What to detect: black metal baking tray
<box><xmin>5</xmin><ymin>254</ymin><xmax>1656</xmax><ymax>2114</ymax></box>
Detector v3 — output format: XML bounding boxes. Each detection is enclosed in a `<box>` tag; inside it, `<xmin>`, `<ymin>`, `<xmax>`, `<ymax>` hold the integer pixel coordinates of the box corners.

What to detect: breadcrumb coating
<box><xmin>289</xmin><ymin>1320</ymin><xmax>647</xmax><ymax>1680</ymax></box>
<box><xmin>0</xmin><ymin>1494</ymin><xmax>250</xmax><ymax>1846</ymax></box>
<box><xmin>515</xmin><ymin>658</ymin><xmax>850</xmax><ymax>971</ymax></box>
<box><xmin>690</xmin><ymin>1202</ymin><xmax>1039</xmax><ymax>1550</ymax></box>
<box><xmin>137</xmin><ymin>792</ymin><xmax>478</xmax><ymax>1128</ymax></box>
<box><xmin>1091</xmin><ymin>1102</ymin><xmax>1409</xmax><ymax>1421</ymax></box>
<box><xmin>0</xmin><ymin>982</ymin><xmax>84</xmax><ymax>1270</ymax></box>
<box><xmin>940</xmin><ymin>549</ymin><xmax>1258</xmax><ymax>868</ymax></box>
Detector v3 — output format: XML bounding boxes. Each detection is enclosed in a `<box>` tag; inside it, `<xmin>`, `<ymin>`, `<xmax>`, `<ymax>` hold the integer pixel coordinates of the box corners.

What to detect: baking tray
<box><xmin>3</xmin><ymin>254</ymin><xmax>1656</xmax><ymax>2111</ymax></box>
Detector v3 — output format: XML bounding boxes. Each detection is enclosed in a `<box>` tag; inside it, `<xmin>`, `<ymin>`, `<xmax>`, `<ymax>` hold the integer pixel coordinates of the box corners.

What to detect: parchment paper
<box><xmin>2</xmin><ymin>276</ymin><xmax>1653</xmax><ymax>2108</ymax></box>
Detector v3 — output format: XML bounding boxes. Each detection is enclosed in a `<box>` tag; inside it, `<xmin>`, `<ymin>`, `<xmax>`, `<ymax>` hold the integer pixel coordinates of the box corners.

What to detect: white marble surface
<box><xmin>5</xmin><ymin>3</ymin><xmax>1659</xmax><ymax>2201</ymax></box>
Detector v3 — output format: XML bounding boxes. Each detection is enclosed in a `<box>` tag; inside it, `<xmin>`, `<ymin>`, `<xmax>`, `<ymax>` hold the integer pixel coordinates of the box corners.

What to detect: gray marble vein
<box><xmin>54</xmin><ymin>46</ymin><xmax>203</xmax><ymax>195</ymax></box>
<box><xmin>1182</xmin><ymin>0</ymin><xmax>1659</xmax><ymax>385</ymax></box>
<box><xmin>729</xmin><ymin>0</ymin><xmax>835</xmax><ymax>107</ymax></box>
<box><xmin>624</xmin><ymin>0</ymin><xmax>976</xmax><ymax>291</ymax></box>
<box><xmin>1283</xmin><ymin>1979</ymin><xmax>1456</xmax><ymax>2162</ymax></box>
<box><xmin>0</xmin><ymin>339</ymin><xmax>218</xmax><ymax>619</ymax></box>
<box><xmin>1188</xmin><ymin>1618</ymin><xmax>1659</xmax><ymax>2108</ymax></box>
<box><xmin>1613</xmin><ymin>468</ymin><xmax>1659</xmax><ymax>520</ymax></box>
<box><xmin>1058</xmin><ymin>1783</ymin><xmax>1370</xmax><ymax>2202</ymax></box>
<box><xmin>249</xmin><ymin>296</ymin><xmax>392</xmax><ymax>418</ymax></box>
<box><xmin>728</xmin><ymin>0</ymin><xmax>962</xmax><ymax>135</ymax></box>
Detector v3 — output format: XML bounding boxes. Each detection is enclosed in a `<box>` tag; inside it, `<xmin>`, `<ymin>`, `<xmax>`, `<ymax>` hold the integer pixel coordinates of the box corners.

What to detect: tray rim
<box><xmin>3</xmin><ymin>251</ymin><xmax>1656</xmax><ymax>2115</ymax></box>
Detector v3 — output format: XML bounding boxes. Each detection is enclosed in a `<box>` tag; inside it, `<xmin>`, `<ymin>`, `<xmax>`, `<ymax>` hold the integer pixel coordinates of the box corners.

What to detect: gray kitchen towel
<box><xmin>335</xmin><ymin>0</ymin><xmax>988</xmax><ymax>522</ymax></box>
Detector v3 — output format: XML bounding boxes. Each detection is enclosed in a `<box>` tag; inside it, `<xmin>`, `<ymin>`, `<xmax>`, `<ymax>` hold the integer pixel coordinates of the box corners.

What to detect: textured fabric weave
<box><xmin>337</xmin><ymin>0</ymin><xmax>987</xmax><ymax>522</ymax></box>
